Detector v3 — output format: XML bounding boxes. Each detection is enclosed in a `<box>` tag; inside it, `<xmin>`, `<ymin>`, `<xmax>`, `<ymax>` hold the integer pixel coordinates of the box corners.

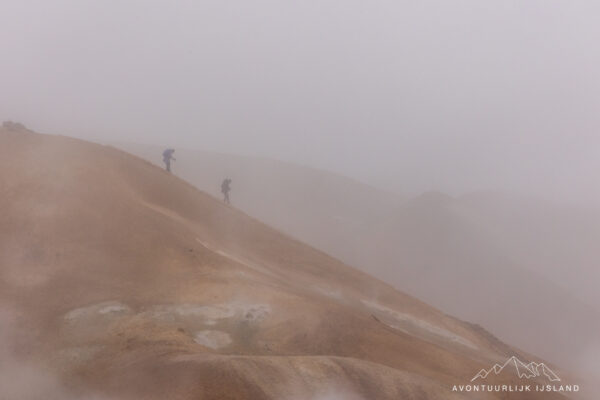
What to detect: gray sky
<box><xmin>1</xmin><ymin>0</ymin><xmax>599</xmax><ymax>204</ymax></box>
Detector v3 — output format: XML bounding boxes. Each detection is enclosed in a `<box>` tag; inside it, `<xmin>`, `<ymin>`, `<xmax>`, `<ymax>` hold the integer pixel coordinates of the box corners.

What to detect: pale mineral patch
<box><xmin>145</xmin><ymin>302</ymin><xmax>271</xmax><ymax>324</ymax></box>
<box><xmin>194</xmin><ymin>330</ymin><xmax>232</xmax><ymax>350</ymax></box>
<box><xmin>362</xmin><ymin>300</ymin><xmax>477</xmax><ymax>350</ymax></box>
<box><xmin>64</xmin><ymin>301</ymin><xmax>132</xmax><ymax>321</ymax></box>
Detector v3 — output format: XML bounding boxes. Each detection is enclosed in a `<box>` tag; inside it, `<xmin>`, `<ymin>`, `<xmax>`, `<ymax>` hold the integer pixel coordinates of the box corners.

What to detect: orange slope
<box><xmin>0</xmin><ymin>126</ymin><xmax>573</xmax><ymax>399</ymax></box>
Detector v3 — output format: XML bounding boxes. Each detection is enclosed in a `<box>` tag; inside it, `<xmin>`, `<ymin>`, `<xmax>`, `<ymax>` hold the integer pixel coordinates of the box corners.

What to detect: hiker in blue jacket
<box><xmin>162</xmin><ymin>148</ymin><xmax>175</xmax><ymax>172</ymax></box>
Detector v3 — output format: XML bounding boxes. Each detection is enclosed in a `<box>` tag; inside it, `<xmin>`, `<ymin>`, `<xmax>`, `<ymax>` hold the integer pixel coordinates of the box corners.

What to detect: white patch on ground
<box><xmin>193</xmin><ymin>330</ymin><xmax>232</xmax><ymax>349</ymax></box>
<box><xmin>145</xmin><ymin>302</ymin><xmax>271</xmax><ymax>325</ymax></box>
<box><xmin>239</xmin><ymin>303</ymin><xmax>270</xmax><ymax>322</ymax></box>
<box><xmin>147</xmin><ymin>304</ymin><xmax>236</xmax><ymax>321</ymax></box>
<box><xmin>64</xmin><ymin>301</ymin><xmax>132</xmax><ymax>321</ymax></box>
<box><xmin>62</xmin><ymin>299</ymin><xmax>270</xmax><ymax>350</ymax></box>
<box><xmin>362</xmin><ymin>300</ymin><xmax>477</xmax><ymax>350</ymax></box>
<box><xmin>98</xmin><ymin>304</ymin><xmax>129</xmax><ymax>315</ymax></box>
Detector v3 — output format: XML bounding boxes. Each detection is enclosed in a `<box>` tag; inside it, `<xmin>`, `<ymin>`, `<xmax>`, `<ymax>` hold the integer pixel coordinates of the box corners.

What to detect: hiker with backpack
<box><xmin>162</xmin><ymin>148</ymin><xmax>176</xmax><ymax>172</ymax></box>
<box><xmin>221</xmin><ymin>178</ymin><xmax>232</xmax><ymax>204</ymax></box>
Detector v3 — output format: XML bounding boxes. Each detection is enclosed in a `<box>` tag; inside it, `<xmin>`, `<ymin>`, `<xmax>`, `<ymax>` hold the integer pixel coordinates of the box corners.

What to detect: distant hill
<box><xmin>353</xmin><ymin>192</ymin><xmax>600</xmax><ymax>372</ymax></box>
<box><xmin>458</xmin><ymin>191</ymin><xmax>600</xmax><ymax>307</ymax></box>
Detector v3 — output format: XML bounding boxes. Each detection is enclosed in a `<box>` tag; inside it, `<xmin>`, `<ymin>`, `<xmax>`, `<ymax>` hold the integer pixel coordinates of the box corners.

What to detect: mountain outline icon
<box><xmin>471</xmin><ymin>356</ymin><xmax>561</xmax><ymax>382</ymax></box>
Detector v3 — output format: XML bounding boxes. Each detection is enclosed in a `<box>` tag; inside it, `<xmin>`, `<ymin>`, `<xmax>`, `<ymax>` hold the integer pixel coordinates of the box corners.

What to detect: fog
<box><xmin>1</xmin><ymin>0</ymin><xmax>599</xmax><ymax>205</ymax></box>
<box><xmin>2</xmin><ymin>2</ymin><xmax>600</xmax><ymax>397</ymax></box>
<box><xmin>0</xmin><ymin>307</ymin><xmax>112</xmax><ymax>400</ymax></box>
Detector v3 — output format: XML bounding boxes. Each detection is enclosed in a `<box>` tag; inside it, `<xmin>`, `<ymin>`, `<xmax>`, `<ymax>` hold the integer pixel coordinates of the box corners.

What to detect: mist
<box><xmin>0</xmin><ymin>307</ymin><xmax>113</xmax><ymax>400</ymax></box>
<box><xmin>1</xmin><ymin>0</ymin><xmax>599</xmax><ymax>205</ymax></box>
<box><xmin>2</xmin><ymin>2</ymin><xmax>600</xmax><ymax>399</ymax></box>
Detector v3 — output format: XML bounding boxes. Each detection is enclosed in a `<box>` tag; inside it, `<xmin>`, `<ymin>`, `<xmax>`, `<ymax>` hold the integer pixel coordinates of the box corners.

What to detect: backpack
<box><xmin>221</xmin><ymin>180</ymin><xmax>230</xmax><ymax>193</ymax></box>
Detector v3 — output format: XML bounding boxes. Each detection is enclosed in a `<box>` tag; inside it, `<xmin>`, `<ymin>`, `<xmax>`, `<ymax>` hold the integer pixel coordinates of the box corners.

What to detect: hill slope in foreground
<box><xmin>0</xmin><ymin>127</ymin><xmax>574</xmax><ymax>399</ymax></box>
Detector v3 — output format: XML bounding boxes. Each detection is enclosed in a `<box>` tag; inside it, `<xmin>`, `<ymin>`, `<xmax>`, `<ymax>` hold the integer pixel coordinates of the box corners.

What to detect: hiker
<box><xmin>221</xmin><ymin>178</ymin><xmax>232</xmax><ymax>204</ymax></box>
<box><xmin>162</xmin><ymin>148</ymin><xmax>175</xmax><ymax>172</ymax></box>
